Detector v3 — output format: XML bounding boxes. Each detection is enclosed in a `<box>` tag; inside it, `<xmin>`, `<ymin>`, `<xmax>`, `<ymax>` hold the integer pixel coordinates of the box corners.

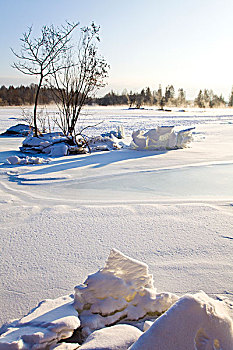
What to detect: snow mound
<box><xmin>130</xmin><ymin>291</ymin><xmax>233</xmax><ymax>350</ymax></box>
<box><xmin>6</xmin><ymin>155</ymin><xmax>50</xmax><ymax>165</ymax></box>
<box><xmin>0</xmin><ymin>123</ymin><xmax>32</xmax><ymax>137</ymax></box>
<box><xmin>74</xmin><ymin>249</ymin><xmax>178</xmax><ymax>337</ymax></box>
<box><xmin>0</xmin><ymin>295</ymin><xmax>80</xmax><ymax>350</ymax></box>
<box><xmin>79</xmin><ymin>324</ymin><xmax>142</xmax><ymax>350</ymax></box>
<box><xmin>131</xmin><ymin>126</ymin><xmax>194</xmax><ymax>150</ymax></box>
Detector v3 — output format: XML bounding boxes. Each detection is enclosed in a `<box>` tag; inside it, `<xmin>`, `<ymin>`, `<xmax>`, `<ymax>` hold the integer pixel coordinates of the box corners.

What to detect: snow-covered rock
<box><xmin>131</xmin><ymin>126</ymin><xmax>194</xmax><ymax>150</ymax></box>
<box><xmin>79</xmin><ymin>324</ymin><xmax>142</xmax><ymax>350</ymax></box>
<box><xmin>0</xmin><ymin>123</ymin><xmax>32</xmax><ymax>137</ymax></box>
<box><xmin>130</xmin><ymin>291</ymin><xmax>233</xmax><ymax>350</ymax></box>
<box><xmin>6</xmin><ymin>155</ymin><xmax>49</xmax><ymax>165</ymax></box>
<box><xmin>0</xmin><ymin>295</ymin><xmax>80</xmax><ymax>349</ymax></box>
<box><xmin>89</xmin><ymin>135</ymin><xmax>122</xmax><ymax>152</ymax></box>
<box><xmin>49</xmin><ymin>143</ymin><xmax>69</xmax><ymax>157</ymax></box>
<box><xmin>74</xmin><ymin>249</ymin><xmax>178</xmax><ymax>338</ymax></box>
<box><xmin>19</xmin><ymin>132</ymin><xmax>121</xmax><ymax>156</ymax></box>
<box><xmin>20</xmin><ymin>133</ymin><xmax>68</xmax><ymax>154</ymax></box>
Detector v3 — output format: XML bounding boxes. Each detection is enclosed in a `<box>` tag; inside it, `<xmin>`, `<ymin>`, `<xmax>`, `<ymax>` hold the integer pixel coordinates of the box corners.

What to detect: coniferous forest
<box><xmin>0</xmin><ymin>84</ymin><xmax>232</xmax><ymax>108</ymax></box>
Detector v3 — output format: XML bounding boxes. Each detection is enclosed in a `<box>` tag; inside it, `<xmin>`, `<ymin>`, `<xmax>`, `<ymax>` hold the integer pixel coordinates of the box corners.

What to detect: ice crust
<box><xmin>131</xmin><ymin>126</ymin><xmax>194</xmax><ymax>150</ymax></box>
<box><xmin>74</xmin><ymin>249</ymin><xmax>178</xmax><ymax>337</ymax></box>
<box><xmin>130</xmin><ymin>291</ymin><xmax>233</xmax><ymax>350</ymax></box>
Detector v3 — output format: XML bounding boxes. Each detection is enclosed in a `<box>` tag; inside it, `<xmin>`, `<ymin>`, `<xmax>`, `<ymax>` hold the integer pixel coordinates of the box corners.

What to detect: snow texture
<box><xmin>74</xmin><ymin>249</ymin><xmax>178</xmax><ymax>337</ymax></box>
<box><xmin>0</xmin><ymin>295</ymin><xmax>80</xmax><ymax>349</ymax></box>
<box><xmin>130</xmin><ymin>291</ymin><xmax>233</xmax><ymax>350</ymax></box>
<box><xmin>131</xmin><ymin>126</ymin><xmax>194</xmax><ymax>150</ymax></box>
<box><xmin>79</xmin><ymin>324</ymin><xmax>142</xmax><ymax>349</ymax></box>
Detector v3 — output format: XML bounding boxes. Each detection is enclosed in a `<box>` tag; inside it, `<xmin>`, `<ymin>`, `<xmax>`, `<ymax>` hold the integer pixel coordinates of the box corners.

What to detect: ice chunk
<box><xmin>131</xmin><ymin>126</ymin><xmax>194</xmax><ymax>150</ymax></box>
<box><xmin>176</xmin><ymin>127</ymin><xmax>194</xmax><ymax>148</ymax></box>
<box><xmin>6</xmin><ymin>156</ymin><xmax>21</xmax><ymax>165</ymax></box>
<box><xmin>130</xmin><ymin>291</ymin><xmax>233</xmax><ymax>350</ymax></box>
<box><xmin>0</xmin><ymin>295</ymin><xmax>80</xmax><ymax>349</ymax></box>
<box><xmin>79</xmin><ymin>324</ymin><xmax>142</xmax><ymax>350</ymax></box>
<box><xmin>74</xmin><ymin>249</ymin><xmax>178</xmax><ymax>337</ymax></box>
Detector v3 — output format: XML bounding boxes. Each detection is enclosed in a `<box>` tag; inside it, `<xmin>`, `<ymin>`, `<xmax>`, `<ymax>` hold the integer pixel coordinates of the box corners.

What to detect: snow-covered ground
<box><xmin>0</xmin><ymin>106</ymin><xmax>233</xmax><ymax>327</ymax></box>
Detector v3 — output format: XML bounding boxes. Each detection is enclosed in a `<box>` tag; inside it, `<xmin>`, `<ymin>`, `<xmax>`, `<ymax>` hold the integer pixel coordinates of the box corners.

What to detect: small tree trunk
<box><xmin>34</xmin><ymin>74</ymin><xmax>43</xmax><ymax>137</ymax></box>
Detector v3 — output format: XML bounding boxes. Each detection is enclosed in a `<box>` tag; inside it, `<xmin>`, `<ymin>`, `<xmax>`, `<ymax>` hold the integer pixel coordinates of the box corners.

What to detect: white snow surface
<box><xmin>0</xmin><ymin>106</ymin><xmax>233</xmax><ymax>332</ymax></box>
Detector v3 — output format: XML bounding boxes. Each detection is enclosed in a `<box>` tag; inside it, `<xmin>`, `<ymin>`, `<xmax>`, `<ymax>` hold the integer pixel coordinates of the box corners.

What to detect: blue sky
<box><xmin>0</xmin><ymin>0</ymin><xmax>233</xmax><ymax>99</ymax></box>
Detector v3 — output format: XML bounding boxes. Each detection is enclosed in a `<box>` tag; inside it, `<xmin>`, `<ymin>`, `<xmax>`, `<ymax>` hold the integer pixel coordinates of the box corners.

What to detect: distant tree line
<box><xmin>0</xmin><ymin>84</ymin><xmax>55</xmax><ymax>106</ymax></box>
<box><xmin>93</xmin><ymin>85</ymin><xmax>231</xmax><ymax>109</ymax></box>
<box><xmin>194</xmin><ymin>89</ymin><xmax>227</xmax><ymax>108</ymax></box>
<box><xmin>92</xmin><ymin>85</ymin><xmax>188</xmax><ymax>109</ymax></box>
<box><xmin>1</xmin><ymin>84</ymin><xmax>233</xmax><ymax>108</ymax></box>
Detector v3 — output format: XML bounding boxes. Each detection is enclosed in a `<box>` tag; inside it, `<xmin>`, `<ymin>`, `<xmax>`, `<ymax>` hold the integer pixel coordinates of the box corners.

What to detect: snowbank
<box><xmin>130</xmin><ymin>291</ymin><xmax>233</xmax><ymax>350</ymax></box>
<box><xmin>74</xmin><ymin>249</ymin><xmax>178</xmax><ymax>337</ymax></box>
<box><xmin>131</xmin><ymin>126</ymin><xmax>194</xmax><ymax>150</ymax></box>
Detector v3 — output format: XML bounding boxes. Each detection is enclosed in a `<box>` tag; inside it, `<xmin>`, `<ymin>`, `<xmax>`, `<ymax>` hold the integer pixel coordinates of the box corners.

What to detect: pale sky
<box><xmin>0</xmin><ymin>0</ymin><xmax>233</xmax><ymax>99</ymax></box>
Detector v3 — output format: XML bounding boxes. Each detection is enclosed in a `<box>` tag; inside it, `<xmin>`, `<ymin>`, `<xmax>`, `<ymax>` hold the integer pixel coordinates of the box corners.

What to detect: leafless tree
<box><xmin>12</xmin><ymin>22</ymin><xmax>79</xmax><ymax>136</ymax></box>
<box><xmin>50</xmin><ymin>22</ymin><xmax>109</xmax><ymax>143</ymax></box>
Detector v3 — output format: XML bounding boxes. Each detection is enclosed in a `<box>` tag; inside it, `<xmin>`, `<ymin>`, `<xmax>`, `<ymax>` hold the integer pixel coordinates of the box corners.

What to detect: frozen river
<box><xmin>0</xmin><ymin>106</ymin><xmax>233</xmax><ymax>326</ymax></box>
